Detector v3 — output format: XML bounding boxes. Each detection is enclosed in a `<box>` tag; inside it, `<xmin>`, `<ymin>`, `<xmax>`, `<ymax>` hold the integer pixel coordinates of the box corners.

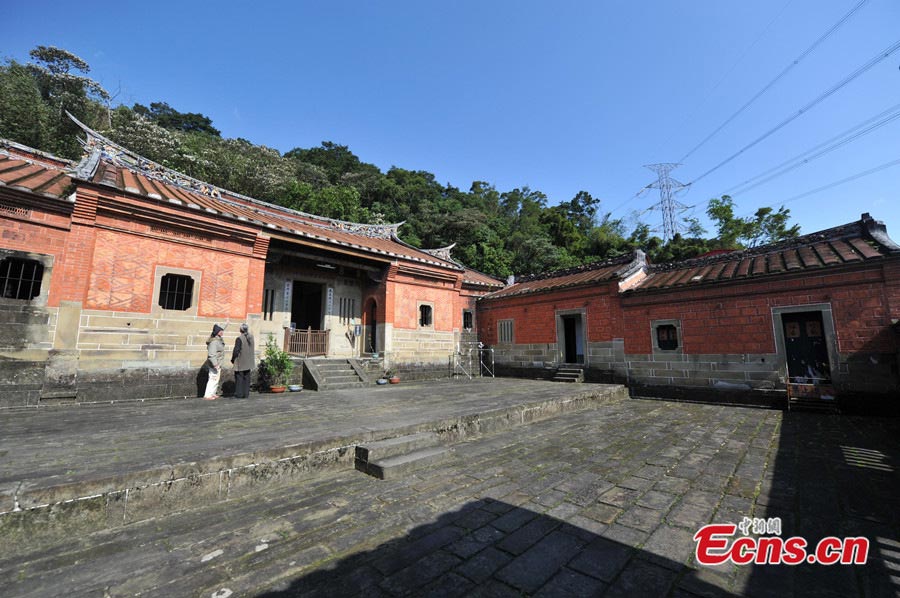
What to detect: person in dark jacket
<box><xmin>231</xmin><ymin>323</ymin><xmax>255</xmax><ymax>398</ymax></box>
<box><xmin>204</xmin><ymin>323</ymin><xmax>227</xmax><ymax>400</ymax></box>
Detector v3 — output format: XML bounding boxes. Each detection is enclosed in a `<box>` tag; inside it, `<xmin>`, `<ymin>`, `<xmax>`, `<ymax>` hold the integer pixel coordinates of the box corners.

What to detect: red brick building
<box><xmin>0</xmin><ymin>127</ymin><xmax>501</xmax><ymax>407</ymax></box>
<box><xmin>4</xmin><ymin>121</ymin><xmax>897</xmax><ymax>411</ymax></box>
<box><xmin>477</xmin><ymin>216</ymin><xmax>900</xmax><ymax>410</ymax></box>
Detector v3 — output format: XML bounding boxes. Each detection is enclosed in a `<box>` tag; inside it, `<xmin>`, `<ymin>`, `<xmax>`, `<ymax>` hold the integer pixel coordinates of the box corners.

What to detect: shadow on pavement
<box><xmin>256</xmin><ymin>498</ymin><xmax>736</xmax><ymax>597</ymax></box>
<box><xmin>744</xmin><ymin>412</ymin><xmax>900</xmax><ymax>598</ymax></box>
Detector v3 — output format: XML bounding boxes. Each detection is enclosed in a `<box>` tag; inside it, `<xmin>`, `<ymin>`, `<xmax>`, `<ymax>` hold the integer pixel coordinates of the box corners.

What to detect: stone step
<box><xmin>316</xmin><ymin>364</ymin><xmax>354</xmax><ymax>373</ymax></box>
<box><xmin>320</xmin><ymin>374</ymin><xmax>360</xmax><ymax>383</ymax></box>
<box><xmin>356</xmin><ymin>446</ymin><xmax>452</xmax><ymax>480</ymax></box>
<box><xmin>319</xmin><ymin>381</ymin><xmax>367</xmax><ymax>391</ymax></box>
<box><xmin>355</xmin><ymin>432</ymin><xmax>441</xmax><ymax>462</ymax></box>
<box><xmin>553</xmin><ymin>377</ymin><xmax>581</xmax><ymax>383</ymax></box>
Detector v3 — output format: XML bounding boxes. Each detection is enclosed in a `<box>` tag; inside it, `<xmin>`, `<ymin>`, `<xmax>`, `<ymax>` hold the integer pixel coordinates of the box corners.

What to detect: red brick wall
<box><xmin>53</xmin><ymin>222</ymin><xmax>98</xmax><ymax>306</ymax></box>
<box><xmin>0</xmin><ymin>210</ymin><xmax>70</xmax><ymax>306</ymax></box>
<box><xmin>621</xmin><ymin>266</ymin><xmax>896</xmax><ymax>355</ymax></box>
<box><xmin>390</xmin><ymin>274</ymin><xmax>460</xmax><ymax>331</ymax></box>
<box><xmin>478</xmin><ymin>283</ymin><xmax>620</xmax><ymax>345</ymax></box>
<box><xmin>83</xmin><ymin>228</ymin><xmax>260</xmax><ymax>318</ymax></box>
<box><xmin>478</xmin><ymin>264</ymin><xmax>898</xmax><ymax>359</ymax></box>
<box><xmin>883</xmin><ymin>261</ymin><xmax>900</xmax><ymax>325</ymax></box>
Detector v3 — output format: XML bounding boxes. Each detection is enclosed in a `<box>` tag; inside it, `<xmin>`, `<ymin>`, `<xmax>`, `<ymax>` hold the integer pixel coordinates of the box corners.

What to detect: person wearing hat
<box><xmin>203</xmin><ymin>323</ymin><xmax>227</xmax><ymax>400</ymax></box>
<box><xmin>231</xmin><ymin>323</ymin><xmax>255</xmax><ymax>399</ymax></box>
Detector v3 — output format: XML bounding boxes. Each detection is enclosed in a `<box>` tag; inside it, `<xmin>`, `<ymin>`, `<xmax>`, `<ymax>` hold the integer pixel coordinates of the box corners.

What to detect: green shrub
<box><xmin>261</xmin><ymin>334</ymin><xmax>293</xmax><ymax>387</ymax></box>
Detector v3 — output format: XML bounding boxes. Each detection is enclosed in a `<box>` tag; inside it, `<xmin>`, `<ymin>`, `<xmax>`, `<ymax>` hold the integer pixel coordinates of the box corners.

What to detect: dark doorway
<box><xmin>291</xmin><ymin>281</ymin><xmax>323</xmax><ymax>330</ymax></box>
<box><xmin>782</xmin><ymin>311</ymin><xmax>831</xmax><ymax>383</ymax></box>
<box><xmin>364</xmin><ymin>299</ymin><xmax>377</xmax><ymax>354</ymax></box>
<box><xmin>561</xmin><ymin>315</ymin><xmax>584</xmax><ymax>364</ymax></box>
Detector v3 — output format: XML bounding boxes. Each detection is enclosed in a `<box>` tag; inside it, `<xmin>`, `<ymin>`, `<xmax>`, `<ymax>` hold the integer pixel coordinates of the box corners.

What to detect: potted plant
<box><xmin>261</xmin><ymin>334</ymin><xmax>293</xmax><ymax>393</ymax></box>
<box><xmin>386</xmin><ymin>369</ymin><xmax>400</xmax><ymax>384</ymax></box>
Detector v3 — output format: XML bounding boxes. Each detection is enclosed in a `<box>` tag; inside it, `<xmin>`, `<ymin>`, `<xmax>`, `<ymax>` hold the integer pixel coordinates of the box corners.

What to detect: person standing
<box><xmin>231</xmin><ymin>323</ymin><xmax>255</xmax><ymax>398</ymax></box>
<box><xmin>203</xmin><ymin>323</ymin><xmax>226</xmax><ymax>400</ymax></box>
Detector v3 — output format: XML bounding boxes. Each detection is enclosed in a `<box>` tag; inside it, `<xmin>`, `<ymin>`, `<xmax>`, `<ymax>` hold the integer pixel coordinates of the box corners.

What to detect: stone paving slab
<box><xmin>0</xmin><ymin>379</ymin><xmax>626</xmax><ymax>535</ymax></box>
<box><xmin>1</xmin><ymin>396</ymin><xmax>897</xmax><ymax>597</ymax></box>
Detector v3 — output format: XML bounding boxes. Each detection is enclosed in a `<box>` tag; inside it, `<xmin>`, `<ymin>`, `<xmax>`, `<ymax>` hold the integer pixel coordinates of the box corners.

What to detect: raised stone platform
<box><xmin>0</xmin><ymin>378</ymin><xmax>627</xmax><ymax>551</ymax></box>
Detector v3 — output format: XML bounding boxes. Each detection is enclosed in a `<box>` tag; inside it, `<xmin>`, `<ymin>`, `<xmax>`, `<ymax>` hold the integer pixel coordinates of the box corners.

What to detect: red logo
<box><xmin>694</xmin><ymin>520</ymin><xmax>868</xmax><ymax>566</ymax></box>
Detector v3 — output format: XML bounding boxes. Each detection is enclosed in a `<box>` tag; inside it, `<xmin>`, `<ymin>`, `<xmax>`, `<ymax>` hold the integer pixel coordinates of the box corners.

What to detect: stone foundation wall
<box><xmin>488</xmin><ymin>339</ymin><xmax>899</xmax><ymax>405</ymax></box>
<box><xmin>491</xmin><ymin>342</ymin><xmax>558</xmax><ymax>368</ymax></box>
<box><xmin>0</xmin><ymin>302</ymin><xmax>58</xmax><ymax>407</ymax></box>
<box><xmin>0</xmin><ymin>301</ymin><xmax>269</xmax><ymax>407</ymax></box>
<box><xmin>623</xmin><ymin>352</ymin><xmax>781</xmax><ymax>390</ymax></box>
<box><xmin>390</xmin><ymin>328</ymin><xmax>456</xmax><ymax>364</ymax></box>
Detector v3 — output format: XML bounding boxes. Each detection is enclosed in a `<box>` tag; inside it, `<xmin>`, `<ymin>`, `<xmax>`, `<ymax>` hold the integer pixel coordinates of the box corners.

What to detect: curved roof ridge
<box><xmin>389</xmin><ymin>233</ymin><xmax>462</xmax><ymax>271</ymax></box>
<box><xmin>517</xmin><ymin>252</ymin><xmax>636</xmax><ymax>283</ymax></box>
<box><xmin>1</xmin><ymin>138</ymin><xmax>74</xmax><ymax>169</ymax></box>
<box><xmin>421</xmin><ymin>243</ymin><xmax>457</xmax><ymax>264</ymax></box>
<box><xmin>417</xmin><ymin>244</ymin><xmax>504</xmax><ymax>286</ymax></box>
<box><xmin>648</xmin><ymin>218</ymin><xmax>869</xmax><ymax>273</ymax></box>
<box><xmin>66</xmin><ymin>112</ymin><xmax>404</xmax><ymax>240</ymax></box>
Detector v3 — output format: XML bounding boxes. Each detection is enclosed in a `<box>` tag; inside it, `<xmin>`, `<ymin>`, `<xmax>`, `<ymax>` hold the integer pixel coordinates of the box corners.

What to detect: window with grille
<box><xmin>498</xmin><ymin>319</ymin><xmax>514</xmax><ymax>344</ymax></box>
<box><xmin>158</xmin><ymin>273</ymin><xmax>194</xmax><ymax>311</ymax></box>
<box><xmin>463</xmin><ymin>310</ymin><xmax>473</xmax><ymax>331</ymax></box>
<box><xmin>339</xmin><ymin>297</ymin><xmax>356</xmax><ymax>324</ymax></box>
<box><xmin>419</xmin><ymin>304</ymin><xmax>433</xmax><ymax>327</ymax></box>
<box><xmin>0</xmin><ymin>257</ymin><xmax>43</xmax><ymax>300</ymax></box>
<box><xmin>263</xmin><ymin>288</ymin><xmax>275</xmax><ymax>321</ymax></box>
<box><xmin>656</xmin><ymin>324</ymin><xmax>679</xmax><ymax>350</ymax></box>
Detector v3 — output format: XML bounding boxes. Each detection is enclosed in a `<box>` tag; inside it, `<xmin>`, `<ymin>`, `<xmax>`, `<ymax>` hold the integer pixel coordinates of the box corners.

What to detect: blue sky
<box><xmin>3</xmin><ymin>1</ymin><xmax>899</xmax><ymax>239</ymax></box>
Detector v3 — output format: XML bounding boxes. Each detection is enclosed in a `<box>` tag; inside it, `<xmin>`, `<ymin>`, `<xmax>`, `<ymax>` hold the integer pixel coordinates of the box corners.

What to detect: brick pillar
<box><xmin>50</xmin><ymin>187</ymin><xmax>100</xmax><ymax>306</ymax></box>
<box><xmin>382</xmin><ymin>263</ymin><xmax>399</xmax><ymax>357</ymax></box>
<box><xmin>246</xmin><ymin>234</ymin><xmax>270</xmax><ymax>314</ymax></box>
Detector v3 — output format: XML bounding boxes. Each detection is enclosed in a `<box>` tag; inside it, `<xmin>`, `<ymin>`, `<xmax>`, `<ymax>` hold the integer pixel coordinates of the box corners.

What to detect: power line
<box><xmin>688</xmin><ymin>37</ymin><xmax>900</xmax><ymax>186</ymax></box>
<box><xmin>739</xmin><ymin>157</ymin><xmax>900</xmax><ymax>218</ymax></box>
<box><xmin>724</xmin><ymin>102</ymin><xmax>900</xmax><ymax>196</ymax></box>
<box><xmin>678</xmin><ymin>0</ymin><xmax>870</xmax><ymax>163</ymax></box>
<box><xmin>652</xmin><ymin>0</ymin><xmax>794</xmax><ymax>159</ymax></box>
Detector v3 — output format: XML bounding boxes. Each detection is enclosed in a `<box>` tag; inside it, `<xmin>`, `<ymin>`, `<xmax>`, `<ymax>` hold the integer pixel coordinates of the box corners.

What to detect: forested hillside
<box><xmin>0</xmin><ymin>46</ymin><xmax>800</xmax><ymax>277</ymax></box>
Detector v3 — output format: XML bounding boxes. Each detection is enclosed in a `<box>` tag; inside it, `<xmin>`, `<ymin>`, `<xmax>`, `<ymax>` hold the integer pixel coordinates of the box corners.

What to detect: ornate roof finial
<box><xmin>422</xmin><ymin>243</ymin><xmax>457</xmax><ymax>263</ymax></box>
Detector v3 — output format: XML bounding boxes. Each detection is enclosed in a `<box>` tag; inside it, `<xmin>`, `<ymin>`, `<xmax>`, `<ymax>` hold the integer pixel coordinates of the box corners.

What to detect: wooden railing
<box><xmin>284</xmin><ymin>327</ymin><xmax>329</xmax><ymax>357</ymax></box>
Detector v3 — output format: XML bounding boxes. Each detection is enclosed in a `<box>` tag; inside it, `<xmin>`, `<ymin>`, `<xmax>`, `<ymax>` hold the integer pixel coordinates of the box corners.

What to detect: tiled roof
<box><xmin>0</xmin><ymin>143</ymin><xmax>73</xmax><ymax>200</ymax></box>
<box><xmin>461</xmin><ymin>267</ymin><xmax>505</xmax><ymax>289</ymax></box>
<box><xmin>87</xmin><ymin>157</ymin><xmax>461</xmax><ymax>267</ymax></box>
<box><xmin>633</xmin><ymin>214</ymin><xmax>900</xmax><ymax>292</ymax></box>
<box><xmin>481</xmin><ymin>253</ymin><xmax>640</xmax><ymax>300</ymax></box>
<box><xmin>1</xmin><ymin>128</ymin><xmax>463</xmax><ymax>271</ymax></box>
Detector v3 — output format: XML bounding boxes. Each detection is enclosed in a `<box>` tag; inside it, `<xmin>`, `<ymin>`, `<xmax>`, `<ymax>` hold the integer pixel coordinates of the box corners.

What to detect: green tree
<box><xmin>286</xmin><ymin>142</ymin><xmax>379</xmax><ymax>186</ymax></box>
<box><xmin>707</xmin><ymin>195</ymin><xmax>799</xmax><ymax>248</ymax></box>
<box><xmin>105</xmin><ymin>106</ymin><xmax>182</xmax><ymax>166</ymax></box>
<box><xmin>133</xmin><ymin>101</ymin><xmax>220</xmax><ymax>136</ymax></box>
<box><xmin>27</xmin><ymin>46</ymin><xmax>109</xmax><ymax>158</ymax></box>
<box><xmin>540</xmin><ymin>207</ymin><xmax>587</xmax><ymax>257</ymax></box>
<box><xmin>586</xmin><ymin>214</ymin><xmax>632</xmax><ymax>259</ymax></box>
<box><xmin>0</xmin><ymin>60</ymin><xmax>52</xmax><ymax>149</ymax></box>
<box><xmin>557</xmin><ymin>191</ymin><xmax>599</xmax><ymax>235</ymax></box>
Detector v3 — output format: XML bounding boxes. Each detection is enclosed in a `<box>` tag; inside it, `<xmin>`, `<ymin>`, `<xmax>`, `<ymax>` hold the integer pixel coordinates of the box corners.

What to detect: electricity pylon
<box><xmin>639</xmin><ymin>163</ymin><xmax>691</xmax><ymax>241</ymax></box>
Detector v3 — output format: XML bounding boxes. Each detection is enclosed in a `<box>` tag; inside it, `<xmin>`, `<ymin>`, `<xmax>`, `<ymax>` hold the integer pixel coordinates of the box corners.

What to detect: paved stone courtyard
<box><xmin>2</xmin><ymin>391</ymin><xmax>899</xmax><ymax>597</ymax></box>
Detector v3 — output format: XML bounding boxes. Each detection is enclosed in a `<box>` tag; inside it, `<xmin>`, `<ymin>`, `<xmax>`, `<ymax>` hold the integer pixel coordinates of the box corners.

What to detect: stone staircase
<box><xmin>305</xmin><ymin>359</ymin><xmax>367</xmax><ymax>391</ymax></box>
<box><xmin>355</xmin><ymin>432</ymin><xmax>452</xmax><ymax>480</ymax></box>
<box><xmin>553</xmin><ymin>366</ymin><xmax>584</xmax><ymax>383</ymax></box>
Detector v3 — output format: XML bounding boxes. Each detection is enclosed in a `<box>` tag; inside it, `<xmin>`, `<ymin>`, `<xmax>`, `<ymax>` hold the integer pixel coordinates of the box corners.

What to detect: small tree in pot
<box><xmin>260</xmin><ymin>333</ymin><xmax>293</xmax><ymax>392</ymax></box>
